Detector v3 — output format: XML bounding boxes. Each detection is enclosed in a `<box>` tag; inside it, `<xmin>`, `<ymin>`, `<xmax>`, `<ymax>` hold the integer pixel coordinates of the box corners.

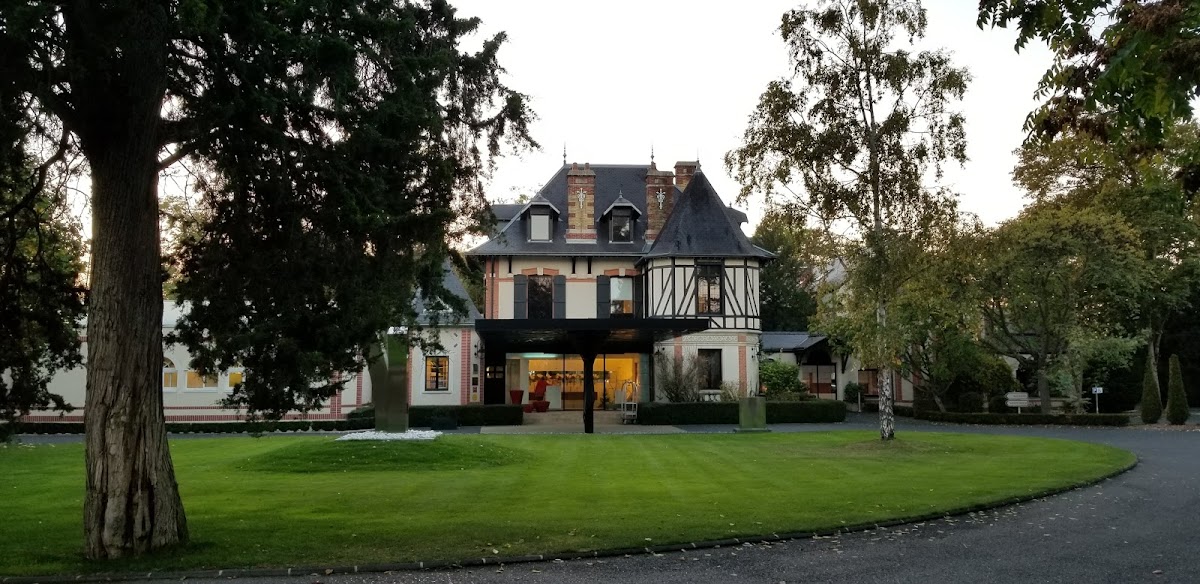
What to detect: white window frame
<box><xmin>163</xmin><ymin>358</ymin><xmax>178</xmax><ymax>393</ymax></box>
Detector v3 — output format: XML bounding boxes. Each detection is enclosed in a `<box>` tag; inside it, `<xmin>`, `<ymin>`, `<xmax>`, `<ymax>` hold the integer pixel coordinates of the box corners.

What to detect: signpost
<box><xmin>1005</xmin><ymin>391</ymin><xmax>1031</xmax><ymax>414</ymax></box>
<box><xmin>1092</xmin><ymin>386</ymin><xmax>1103</xmax><ymax>413</ymax></box>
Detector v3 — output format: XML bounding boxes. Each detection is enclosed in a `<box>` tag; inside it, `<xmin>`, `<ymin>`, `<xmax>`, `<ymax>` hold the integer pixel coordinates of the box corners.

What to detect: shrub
<box><xmin>8</xmin><ymin>418</ymin><xmax>379</xmax><ymax>435</ymax></box>
<box><xmin>638</xmin><ymin>400</ymin><xmax>845</xmax><ymax>425</ymax></box>
<box><xmin>913</xmin><ymin>411</ymin><xmax>1130</xmax><ymax>426</ymax></box>
<box><xmin>639</xmin><ymin>402</ymin><xmax>736</xmax><ymax>425</ymax></box>
<box><xmin>408</xmin><ymin>405</ymin><xmax>523</xmax><ymax>427</ymax></box>
<box><xmin>765</xmin><ymin>400</ymin><xmax>846</xmax><ymax>423</ymax></box>
<box><xmin>759</xmin><ymin>359</ymin><xmax>807</xmax><ymax>396</ymax></box>
<box><xmin>956</xmin><ymin>392</ymin><xmax>985</xmax><ymax>413</ymax></box>
<box><xmin>719</xmin><ymin>382</ymin><xmax>742</xmax><ymax>402</ymax></box>
<box><xmin>1165</xmin><ymin>354</ymin><xmax>1190</xmax><ymax>425</ymax></box>
<box><xmin>1140</xmin><ymin>353</ymin><xmax>1163</xmax><ymax>423</ymax></box>
<box><xmin>842</xmin><ymin>382</ymin><xmax>865</xmax><ymax>403</ymax></box>
<box><xmin>989</xmin><ymin>394</ymin><xmax>1020</xmax><ymax>414</ymax></box>
<box><xmin>655</xmin><ymin>354</ymin><xmax>703</xmax><ymax>403</ymax></box>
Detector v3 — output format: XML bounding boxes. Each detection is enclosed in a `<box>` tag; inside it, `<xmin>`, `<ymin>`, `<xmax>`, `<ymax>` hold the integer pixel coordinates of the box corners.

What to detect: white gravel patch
<box><xmin>336</xmin><ymin>430</ymin><xmax>442</xmax><ymax>441</ymax></box>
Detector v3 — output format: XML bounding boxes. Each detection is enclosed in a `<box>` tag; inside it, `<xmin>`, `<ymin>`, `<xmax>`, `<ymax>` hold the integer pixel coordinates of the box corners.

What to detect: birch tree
<box><xmin>726</xmin><ymin>0</ymin><xmax>968</xmax><ymax>439</ymax></box>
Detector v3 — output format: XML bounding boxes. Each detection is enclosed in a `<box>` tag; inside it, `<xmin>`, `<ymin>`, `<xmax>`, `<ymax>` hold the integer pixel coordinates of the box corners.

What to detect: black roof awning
<box><xmin>475</xmin><ymin>318</ymin><xmax>710</xmax><ymax>355</ymax></box>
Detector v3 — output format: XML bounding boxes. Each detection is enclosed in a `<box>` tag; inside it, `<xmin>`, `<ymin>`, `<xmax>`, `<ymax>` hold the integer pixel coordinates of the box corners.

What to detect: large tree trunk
<box><xmin>72</xmin><ymin>1</ymin><xmax>186</xmax><ymax>557</ymax></box>
<box><xmin>84</xmin><ymin>140</ymin><xmax>188</xmax><ymax>559</ymax></box>
<box><xmin>1036</xmin><ymin>357</ymin><xmax>1052</xmax><ymax>414</ymax></box>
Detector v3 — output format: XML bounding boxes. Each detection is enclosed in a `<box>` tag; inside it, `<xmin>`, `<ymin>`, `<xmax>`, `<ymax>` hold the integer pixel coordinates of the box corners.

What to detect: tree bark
<box><xmin>1036</xmin><ymin>356</ymin><xmax>1052</xmax><ymax>414</ymax></box>
<box><xmin>71</xmin><ymin>1</ymin><xmax>187</xmax><ymax>558</ymax></box>
<box><xmin>878</xmin><ymin>367</ymin><xmax>895</xmax><ymax>440</ymax></box>
<box><xmin>84</xmin><ymin>143</ymin><xmax>188</xmax><ymax>558</ymax></box>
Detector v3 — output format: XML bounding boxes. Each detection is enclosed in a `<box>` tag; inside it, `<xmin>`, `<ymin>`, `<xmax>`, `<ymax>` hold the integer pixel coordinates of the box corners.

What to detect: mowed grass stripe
<box><xmin>0</xmin><ymin>431</ymin><xmax>1133</xmax><ymax>576</ymax></box>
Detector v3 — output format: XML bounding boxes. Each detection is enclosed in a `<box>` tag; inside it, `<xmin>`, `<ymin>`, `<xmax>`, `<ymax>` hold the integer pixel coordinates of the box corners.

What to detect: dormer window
<box><xmin>611</xmin><ymin>210</ymin><xmax>632</xmax><ymax>243</ymax></box>
<box><xmin>600</xmin><ymin>194</ymin><xmax>639</xmax><ymax>244</ymax></box>
<box><xmin>530</xmin><ymin>210</ymin><xmax>551</xmax><ymax>241</ymax></box>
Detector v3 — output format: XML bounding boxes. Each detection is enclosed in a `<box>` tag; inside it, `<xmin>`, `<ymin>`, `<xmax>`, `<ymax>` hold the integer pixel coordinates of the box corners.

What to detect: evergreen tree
<box><xmin>1165</xmin><ymin>354</ymin><xmax>1190</xmax><ymax>425</ymax></box>
<box><xmin>1</xmin><ymin>0</ymin><xmax>533</xmax><ymax>559</ymax></box>
<box><xmin>1141</xmin><ymin>352</ymin><xmax>1163</xmax><ymax>423</ymax></box>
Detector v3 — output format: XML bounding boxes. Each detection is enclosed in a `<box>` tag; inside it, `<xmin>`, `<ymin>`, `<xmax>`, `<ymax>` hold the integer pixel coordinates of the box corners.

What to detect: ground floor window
<box><xmin>517</xmin><ymin>353</ymin><xmax>641</xmax><ymax>410</ymax></box>
<box><xmin>426</xmin><ymin>356</ymin><xmax>449</xmax><ymax>391</ymax></box>
<box><xmin>698</xmin><ymin>349</ymin><xmax>722</xmax><ymax>389</ymax></box>
<box><xmin>163</xmin><ymin>358</ymin><xmax>178</xmax><ymax>390</ymax></box>
<box><xmin>186</xmin><ymin>370</ymin><xmax>218</xmax><ymax>389</ymax></box>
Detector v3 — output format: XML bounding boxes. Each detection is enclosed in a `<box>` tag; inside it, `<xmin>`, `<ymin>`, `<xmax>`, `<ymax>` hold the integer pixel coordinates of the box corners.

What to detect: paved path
<box><xmin>160</xmin><ymin>415</ymin><xmax>1200</xmax><ymax>584</ymax></box>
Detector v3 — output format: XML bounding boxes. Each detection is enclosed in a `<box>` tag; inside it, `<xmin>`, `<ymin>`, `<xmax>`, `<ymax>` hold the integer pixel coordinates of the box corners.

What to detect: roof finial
<box><xmin>563</xmin><ymin>143</ymin><xmax>567</xmax><ymax>166</ymax></box>
<box><xmin>650</xmin><ymin>143</ymin><xmax>655</xmax><ymax>165</ymax></box>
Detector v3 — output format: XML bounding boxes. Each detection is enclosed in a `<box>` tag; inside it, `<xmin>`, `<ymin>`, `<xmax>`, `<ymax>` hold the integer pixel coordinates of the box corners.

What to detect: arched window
<box><xmin>163</xmin><ymin>358</ymin><xmax>178</xmax><ymax>390</ymax></box>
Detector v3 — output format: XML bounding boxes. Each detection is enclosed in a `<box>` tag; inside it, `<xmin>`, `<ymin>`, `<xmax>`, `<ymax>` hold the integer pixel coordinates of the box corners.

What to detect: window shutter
<box><xmin>596</xmin><ymin>275</ymin><xmax>610</xmax><ymax>319</ymax></box>
<box><xmin>553</xmin><ymin>275</ymin><xmax>567</xmax><ymax>319</ymax></box>
<box><xmin>633</xmin><ymin>275</ymin><xmax>643</xmax><ymax>317</ymax></box>
<box><xmin>513</xmin><ymin>274</ymin><xmax>527</xmax><ymax>319</ymax></box>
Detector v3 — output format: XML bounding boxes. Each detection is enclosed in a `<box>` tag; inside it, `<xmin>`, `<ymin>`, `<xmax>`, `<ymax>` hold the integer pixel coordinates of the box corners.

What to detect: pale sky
<box><xmin>452</xmin><ymin>0</ymin><xmax>1057</xmax><ymax>229</ymax></box>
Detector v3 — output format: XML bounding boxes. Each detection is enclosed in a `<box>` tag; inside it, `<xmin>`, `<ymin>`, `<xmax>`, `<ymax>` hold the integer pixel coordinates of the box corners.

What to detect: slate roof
<box><xmin>470</xmin><ymin>164</ymin><xmax>677</xmax><ymax>257</ymax></box>
<box><xmin>469</xmin><ymin>164</ymin><xmax>771</xmax><ymax>262</ymax></box>
<box><xmin>414</xmin><ymin>261</ymin><xmax>481</xmax><ymax>326</ymax></box>
<box><xmin>642</xmin><ymin>171</ymin><xmax>774</xmax><ymax>261</ymax></box>
<box><xmin>761</xmin><ymin>332</ymin><xmax>827</xmax><ymax>352</ymax></box>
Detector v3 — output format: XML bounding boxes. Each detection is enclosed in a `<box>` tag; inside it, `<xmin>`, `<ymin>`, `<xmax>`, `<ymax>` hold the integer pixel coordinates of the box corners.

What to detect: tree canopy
<box><xmin>976</xmin><ymin>204</ymin><xmax>1146</xmax><ymax>411</ymax></box>
<box><xmin>727</xmin><ymin>0</ymin><xmax>969</xmax><ymax>439</ymax></box>
<box><xmin>0</xmin><ymin>95</ymin><xmax>86</xmax><ymax>435</ymax></box>
<box><xmin>978</xmin><ymin>0</ymin><xmax>1200</xmax><ymax>142</ymax></box>
<box><xmin>1</xmin><ymin>0</ymin><xmax>533</xmax><ymax>559</ymax></box>
<box><xmin>750</xmin><ymin>207</ymin><xmax>828</xmax><ymax>332</ymax></box>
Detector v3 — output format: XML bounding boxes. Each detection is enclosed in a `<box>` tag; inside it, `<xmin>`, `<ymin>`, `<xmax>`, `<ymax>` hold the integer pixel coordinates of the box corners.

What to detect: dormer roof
<box><xmin>600</xmin><ymin>193</ymin><xmax>641</xmax><ymax>218</ymax></box>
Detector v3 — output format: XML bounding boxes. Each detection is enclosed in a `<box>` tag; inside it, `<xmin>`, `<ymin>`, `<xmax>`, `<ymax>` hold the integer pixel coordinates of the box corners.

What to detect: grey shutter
<box><xmin>633</xmin><ymin>275</ymin><xmax>643</xmax><ymax>318</ymax></box>
<box><xmin>596</xmin><ymin>275</ymin><xmax>610</xmax><ymax>319</ymax></box>
<box><xmin>553</xmin><ymin>275</ymin><xmax>567</xmax><ymax>319</ymax></box>
<box><xmin>513</xmin><ymin>275</ymin><xmax>527</xmax><ymax>319</ymax></box>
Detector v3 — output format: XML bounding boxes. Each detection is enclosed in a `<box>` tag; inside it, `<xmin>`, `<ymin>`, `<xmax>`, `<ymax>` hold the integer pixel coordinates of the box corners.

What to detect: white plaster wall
<box><xmin>36</xmin><ymin>306</ymin><xmax>371</xmax><ymax>421</ymax></box>
<box><xmin>491</xmin><ymin>256</ymin><xmax>640</xmax><ymax>319</ymax></box>
<box><xmin>651</xmin><ymin>329</ymin><xmax>761</xmax><ymax>401</ymax></box>
<box><xmin>408</xmin><ymin>327</ymin><xmax>471</xmax><ymax>407</ymax></box>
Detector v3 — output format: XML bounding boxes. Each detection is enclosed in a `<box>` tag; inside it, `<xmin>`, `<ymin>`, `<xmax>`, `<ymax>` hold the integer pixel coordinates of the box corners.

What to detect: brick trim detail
<box><xmin>459</xmin><ymin>329</ymin><xmax>472</xmax><ymax>405</ymax></box>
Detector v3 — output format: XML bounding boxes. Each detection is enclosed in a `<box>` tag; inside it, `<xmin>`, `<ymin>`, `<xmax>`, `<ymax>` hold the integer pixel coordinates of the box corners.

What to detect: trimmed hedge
<box><xmin>408</xmin><ymin>405</ymin><xmax>523</xmax><ymax>427</ymax></box>
<box><xmin>8</xmin><ymin>417</ymin><xmax>377</xmax><ymax>436</ymax></box>
<box><xmin>638</xmin><ymin>399</ymin><xmax>846</xmax><ymax>425</ymax></box>
<box><xmin>913</xmin><ymin>410</ymin><xmax>1130</xmax><ymax>427</ymax></box>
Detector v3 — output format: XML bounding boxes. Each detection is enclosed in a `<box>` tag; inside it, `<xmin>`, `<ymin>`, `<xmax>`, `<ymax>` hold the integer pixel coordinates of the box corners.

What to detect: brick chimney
<box><xmin>566</xmin><ymin>162</ymin><xmax>596</xmax><ymax>243</ymax></box>
<box><xmin>645</xmin><ymin>161</ymin><xmax>675</xmax><ymax>243</ymax></box>
<box><xmin>674</xmin><ymin>161</ymin><xmax>698</xmax><ymax>191</ymax></box>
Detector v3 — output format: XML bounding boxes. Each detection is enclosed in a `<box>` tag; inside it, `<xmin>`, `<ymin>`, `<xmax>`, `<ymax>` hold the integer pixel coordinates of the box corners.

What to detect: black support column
<box><xmin>581</xmin><ymin>350</ymin><xmax>597</xmax><ymax>434</ymax></box>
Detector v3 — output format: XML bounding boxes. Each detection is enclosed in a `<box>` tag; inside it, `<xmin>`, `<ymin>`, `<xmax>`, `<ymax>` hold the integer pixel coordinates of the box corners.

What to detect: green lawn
<box><xmin>0</xmin><ymin>432</ymin><xmax>1133</xmax><ymax>576</ymax></box>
